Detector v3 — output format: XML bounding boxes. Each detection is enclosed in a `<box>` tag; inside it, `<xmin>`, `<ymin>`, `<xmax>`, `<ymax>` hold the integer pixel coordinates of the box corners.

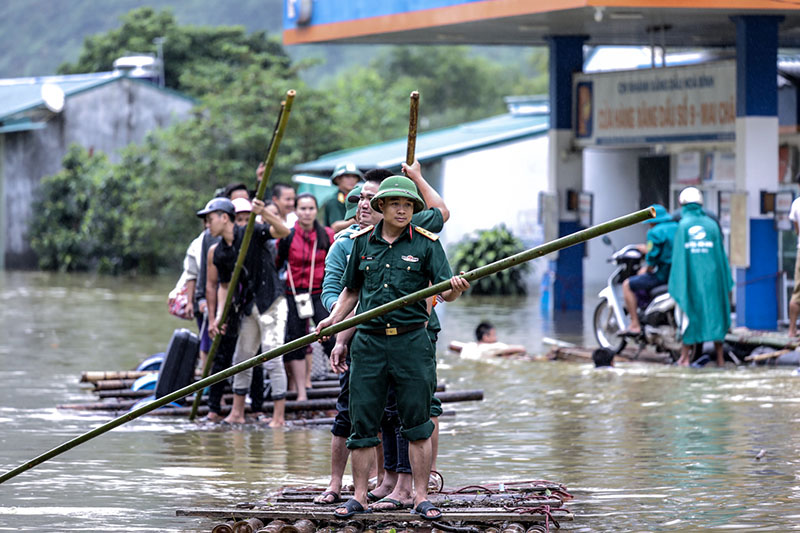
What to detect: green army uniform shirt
<box><xmin>323</xmin><ymin>191</ymin><xmax>347</xmax><ymax>227</ymax></box>
<box><xmin>342</xmin><ymin>220</ymin><xmax>454</xmax><ymax>330</ymax></box>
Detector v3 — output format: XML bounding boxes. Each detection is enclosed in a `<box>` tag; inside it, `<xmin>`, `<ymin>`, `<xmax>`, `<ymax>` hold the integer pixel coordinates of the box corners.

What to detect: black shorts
<box><xmin>628</xmin><ymin>272</ymin><xmax>663</xmax><ymax>294</ymax></box>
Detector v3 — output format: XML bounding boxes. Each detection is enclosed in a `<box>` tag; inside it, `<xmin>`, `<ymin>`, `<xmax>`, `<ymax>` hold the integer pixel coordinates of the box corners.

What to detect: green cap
<box><xmin>370</xmin><ymin>176</ymin><xmax>425</xmax><ymax>214</ymax></box>
<box><xmin>643</xmin><ymin>204</ymin><xmax>674</xmax><ymax>225</ymax></box>
<box><xmin>330</xmin><ymin>162</ymin><xmax>364</xmax><ymax>184</ymax></box>
<box><xmin>344</xmin><ymin>185</ymin><xmax>362</xmax><ymax>219</ymax></box>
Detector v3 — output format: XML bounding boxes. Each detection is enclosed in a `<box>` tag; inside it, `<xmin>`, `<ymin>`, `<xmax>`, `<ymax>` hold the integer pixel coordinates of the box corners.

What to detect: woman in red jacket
<box><xmin>276</xmin><ymin>193</ymin><xmax>335</xmax><ymax>401</ymax></box>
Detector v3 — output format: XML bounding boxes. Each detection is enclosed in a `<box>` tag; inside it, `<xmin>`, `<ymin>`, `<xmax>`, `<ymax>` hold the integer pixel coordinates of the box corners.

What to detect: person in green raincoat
<box><xmin>668</xmin><ymin>187</ymin><xmax>733</xmax><ymax>366</ymax></box>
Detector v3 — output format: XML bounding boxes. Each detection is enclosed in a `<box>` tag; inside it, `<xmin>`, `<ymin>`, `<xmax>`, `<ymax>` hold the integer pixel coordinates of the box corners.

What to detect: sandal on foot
<box><xmin>372</xmin><ymin>497</ymin><xmax>410</xmax><ymax>511</ymax></box>
<box><xmin>314</xmin><ymin>490</ymin><xmax>342</xmax><ymax>505</ymax></box>
<box><xmin>334</xmin><ymin>498</ymin><xmax>372</xmax><ymax>519</ymax></box>
<box><xmin>366</xmin><ymin>491</ymin><xmax>381</xmax><ymax>502</ymax></box>
<box><xmin>412</xmin><ymin>500</ymin><xmax>442</xmax><ymax>521</ymax></box>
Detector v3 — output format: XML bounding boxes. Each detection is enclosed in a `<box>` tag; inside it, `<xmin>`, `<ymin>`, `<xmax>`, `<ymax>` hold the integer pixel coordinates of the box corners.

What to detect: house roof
<box><xmin>294</xmin><ymin>103</ymin><xmax>549</xmax><ymax>175</ymax></box>
<box><xmin>0</xmin><ymin>71</ymin><xmax>194</xmax><ymax>133</ymax></box>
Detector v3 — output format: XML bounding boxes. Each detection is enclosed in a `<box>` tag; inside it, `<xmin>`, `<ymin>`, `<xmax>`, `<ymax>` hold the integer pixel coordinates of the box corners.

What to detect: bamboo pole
<box><xmin>406</xmin><ymin>91</ymin><xmax>419</xmax><ymax>165</ymax></box>
<box><xmin>188</xmin><ymin>90</ymin><xmax>295</xmax><ymax>420</ymax></box>
<box><xmin>0</xmin><ymin>206</ymin><xmax>653</xmax><ymax>484</ymax></box>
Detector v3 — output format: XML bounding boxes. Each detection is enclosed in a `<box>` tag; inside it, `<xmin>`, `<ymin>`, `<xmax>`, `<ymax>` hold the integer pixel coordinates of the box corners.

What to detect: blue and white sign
<box><xmin>574</xmin><ymin>61</ymin><xmax>736</xmax><ymax>146</ymax></box>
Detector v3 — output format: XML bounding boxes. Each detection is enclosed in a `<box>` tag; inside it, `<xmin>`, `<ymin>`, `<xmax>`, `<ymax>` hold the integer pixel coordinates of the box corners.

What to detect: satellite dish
<box><xmin>41</xmin><ymin>83</ymin><xmax>65</xmax><ymax>113</ymax></box>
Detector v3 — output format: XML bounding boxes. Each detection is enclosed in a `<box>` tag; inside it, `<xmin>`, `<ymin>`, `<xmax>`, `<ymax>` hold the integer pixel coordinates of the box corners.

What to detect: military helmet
<box><xmin>344</xmin><ymin>185</ymin><xmax>362</xmax><ymax>219</ymax></box>
<box><xmin>370</xmin><ymin>176</ymin><xmax>425</xmax><ymax>214</ymax></box>
<box><xmin>330</xmin><ymin>162</ymin><xmax>364</xmax><ymax>184</ymax></box>
<box><xmin>196</xmin><ymin>197</ymin><xmax>235</xmax><ymax>219</ymax></box>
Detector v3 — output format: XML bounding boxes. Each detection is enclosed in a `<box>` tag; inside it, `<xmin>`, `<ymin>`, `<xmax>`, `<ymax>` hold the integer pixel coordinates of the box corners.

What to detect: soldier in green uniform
<box><xmin>317</xmin><ymin>176</ymin><xmax>469</xmax><ymax>520</ymax></box>
<box><xmin>323</xmin><ymin>162</ymin><xmax>364</xmax><ymax>233</ymax></box>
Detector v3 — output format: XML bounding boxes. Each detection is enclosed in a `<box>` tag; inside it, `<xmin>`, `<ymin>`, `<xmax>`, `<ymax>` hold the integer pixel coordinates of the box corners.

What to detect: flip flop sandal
<box><xmin>371</xmin><ymin>497</ymin><xmax>410</xmax><ymax>511</ymax></box>
<box><xmin>313</xmin><ymin>490</ymin><xmax>342</xmax><ymax>505</ymax></box>
<box><xmin>411</xmin><ymin>500</ymin><xmax>442</xmax><ymax>521</ymax></box>
<box><xmin>366</xmin><ymin>491</ymin><xmax>381</xmax><ymax>502</ymax></box>
<box><xmin>334</xmin><ymin>498</ymin><xmax>372</xmax><ymax>519</ymax></box>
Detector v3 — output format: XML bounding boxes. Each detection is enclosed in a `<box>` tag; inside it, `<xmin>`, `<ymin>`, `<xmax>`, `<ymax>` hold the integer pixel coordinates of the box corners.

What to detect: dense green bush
<box><xmin>450</xmin><ymin>225</ymin><xmax>531</xmax><ymax>296</ymax></box>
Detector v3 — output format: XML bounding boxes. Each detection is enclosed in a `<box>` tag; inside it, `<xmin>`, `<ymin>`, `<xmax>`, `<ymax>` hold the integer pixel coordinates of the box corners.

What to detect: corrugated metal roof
<box><xmin>294</xmin><ymin>111</ymin><xmax>549</xmax><ymax>174</ymax></box>
<box><xmin>0</xmin><ymin>72</ymin><xmax>124</xmax><ymax>122</ymax></box>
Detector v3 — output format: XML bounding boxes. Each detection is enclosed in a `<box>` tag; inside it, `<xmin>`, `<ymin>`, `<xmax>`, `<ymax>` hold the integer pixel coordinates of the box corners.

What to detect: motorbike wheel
<box><xmin>593</xmin><ymin>299</ymin><xmax>626</xmax><ymax>353</ymax></box>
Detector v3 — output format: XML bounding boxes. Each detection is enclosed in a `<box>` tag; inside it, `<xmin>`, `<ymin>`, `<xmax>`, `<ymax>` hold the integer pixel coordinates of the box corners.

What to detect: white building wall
<box><xmin>440</xmin><ymin>135</ymin><xmax>549</xmax><ymax>249</ymax></box>
<box><xmin>583</xmin><ymin>147</ymin><xmax>649</xmax><ymax>287</ymax></box>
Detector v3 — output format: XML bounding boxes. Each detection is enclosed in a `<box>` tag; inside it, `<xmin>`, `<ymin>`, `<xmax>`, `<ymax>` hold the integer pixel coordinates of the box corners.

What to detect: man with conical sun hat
<box><xmin>317</xmin><ymin>175</ymin><xmax>469</xmax><ymax>521</ymax></box>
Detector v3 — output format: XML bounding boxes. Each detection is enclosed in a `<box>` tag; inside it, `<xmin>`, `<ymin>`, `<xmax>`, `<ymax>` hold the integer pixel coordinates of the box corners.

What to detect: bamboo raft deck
<box><xmin>178</xmin><ymin>481</ymin><xmax>573</xmax><ymax>533</ymax></box>
<box><xmin>64</xmin><ymin>370</ymin><xmax>483</xmax><ymax>419</ymax></box>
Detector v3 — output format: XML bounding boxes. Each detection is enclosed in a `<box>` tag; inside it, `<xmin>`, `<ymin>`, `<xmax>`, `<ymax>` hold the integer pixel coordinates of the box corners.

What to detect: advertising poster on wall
<box><xmin>676</xmin><ymin>151</ymin><xmax>701</xmax><ymax>184</ymax></box>
<box><xmin>573</xmin><ymin>61</ymin><xmax>736</xmax><ymax>146</ymax></box>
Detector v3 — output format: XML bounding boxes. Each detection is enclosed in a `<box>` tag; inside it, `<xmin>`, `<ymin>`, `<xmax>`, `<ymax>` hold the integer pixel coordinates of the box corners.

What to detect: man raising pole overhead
<box><xmin>316</xmin><ymin>176</ymin><xmax>469</xmax><ymax>521</ymax></box>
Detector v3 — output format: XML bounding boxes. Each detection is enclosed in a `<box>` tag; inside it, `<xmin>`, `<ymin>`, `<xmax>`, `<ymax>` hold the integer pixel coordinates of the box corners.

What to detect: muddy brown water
<box><xmin>1</xmin><ymin>271</ymin><xmax>800</xmax><ymax>532</ymax></box>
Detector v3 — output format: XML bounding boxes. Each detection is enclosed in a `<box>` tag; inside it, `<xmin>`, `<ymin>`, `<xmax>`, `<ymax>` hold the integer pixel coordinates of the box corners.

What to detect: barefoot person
<box><xmin>204</xmin><ymin>196</ymin><xmax>291</xmax><ymax>426</ymax></box>
<box><xmin>317</xmin><ymin>176</ymin><xmax>469</xmax><ymax>521</ymax></box>
<box><xmin>668</xmin><ymin>187</ymin><xmax>733</xmax><ymax>367</ymax></box>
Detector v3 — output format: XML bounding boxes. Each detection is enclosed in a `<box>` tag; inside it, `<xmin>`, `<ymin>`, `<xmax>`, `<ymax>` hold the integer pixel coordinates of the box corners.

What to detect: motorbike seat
<box><xmin>650</xmin><ymin>284</ymin><xmax>669</xmax><ymax>297</ymax></box>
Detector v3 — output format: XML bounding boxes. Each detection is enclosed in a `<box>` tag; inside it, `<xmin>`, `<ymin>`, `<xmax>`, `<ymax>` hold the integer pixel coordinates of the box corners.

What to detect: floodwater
<box><xmin>2</xmin><ymin>271</ymin><xmax>800</xmax><ymax>532</ymax></box>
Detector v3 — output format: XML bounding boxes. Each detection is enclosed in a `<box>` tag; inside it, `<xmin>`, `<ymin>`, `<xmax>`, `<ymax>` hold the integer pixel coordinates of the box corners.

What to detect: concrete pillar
<box><xmin>734</xmin><ymin>15</ymin><xmax>782</xmax><ymax>330</ymax></box>
<box><xmin>547</xmin><ymin>36</ymin><xmax>586</xmax><ymax>310</ymax></box>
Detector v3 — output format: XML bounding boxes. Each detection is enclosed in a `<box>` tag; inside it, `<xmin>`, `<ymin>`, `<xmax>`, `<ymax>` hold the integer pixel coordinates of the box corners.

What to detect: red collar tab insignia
<box><xmin>414</xmin><ymin>226</ymin><xmax>439</xmax><ymax>241</ymax></box>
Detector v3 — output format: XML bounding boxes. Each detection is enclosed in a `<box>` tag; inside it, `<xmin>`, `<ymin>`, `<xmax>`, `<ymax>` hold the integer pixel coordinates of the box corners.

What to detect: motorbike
<box><xmin>593</xmin><ymin>236</ymin><xmax>682</xmax><ymax>358</ymax></box>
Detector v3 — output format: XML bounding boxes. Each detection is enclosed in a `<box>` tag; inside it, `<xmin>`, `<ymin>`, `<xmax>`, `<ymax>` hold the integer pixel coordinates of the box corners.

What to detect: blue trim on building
<box><xmin>548</xmin><ymin>36</ymin><xmax>586</xmax><ymax>130</ymax></box>
<box><xmin>735</xmin><ymin>15</ymin><xmax>782</xmax><ymax>117</ymax></box>
<box><xmin>554</xmin><ymin>221</ymin><xmax>584</xmax><ymax>311</ymax></box>
<box><xmin>735</xmin><ymin>219</ymin><xmax>778</xmax><ymax>330</ymax></box>
<box><xmin>284</xmin><ymin>0</ymin><xmax>482</xmax><ymax>29</ymax></box>
<box><xmin>595</xmin><ymin>132</ymin><xmax>736</xmax><ymax>145</ymax></box>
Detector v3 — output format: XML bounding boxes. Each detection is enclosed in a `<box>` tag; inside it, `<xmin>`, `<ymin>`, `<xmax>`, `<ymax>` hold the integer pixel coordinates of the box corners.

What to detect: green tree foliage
<box><xmin>58</xmin><ymin>7</ymin><xmax>290</xmax><ymax>97</ymax></box>
<box><xmin>30</xmin><ymin>146</ymin><xmax>105</xmax><ymax>271</ymax></box>
<box><xmin>29</xmin><ymin>7</ymin><xmax>549</xmax><ymax>274</ymax></box>
<box><xmin>450</xmin><ymin>225</ymin><xmax>531</xmax><ymax>296</ymax></box>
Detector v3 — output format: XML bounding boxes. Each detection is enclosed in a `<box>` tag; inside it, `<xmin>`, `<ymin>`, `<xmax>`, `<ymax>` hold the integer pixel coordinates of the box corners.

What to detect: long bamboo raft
<box><xmin>65</xmin><ymin>364</ymin><xmax>483</xmax><ymax>420</ymax></box>
<box><xmin>178</xmin><ymin>480</ymin><xmax>573</xmax><ymax>533</ymax></box>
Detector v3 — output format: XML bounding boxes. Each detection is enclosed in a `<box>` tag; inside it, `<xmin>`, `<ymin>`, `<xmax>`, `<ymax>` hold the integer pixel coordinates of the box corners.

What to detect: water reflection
<box><xmin>3</xmin><ymin>272</ymin><xmax>800</xmax><ymax>532</ymax></box>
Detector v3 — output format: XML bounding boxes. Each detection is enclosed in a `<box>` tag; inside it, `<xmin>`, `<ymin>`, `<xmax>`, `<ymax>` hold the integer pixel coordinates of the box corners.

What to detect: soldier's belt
<box><xmin>361</xmin><ymin>322</ymin><xmax>426</xmax><ymax>336</ymax></box>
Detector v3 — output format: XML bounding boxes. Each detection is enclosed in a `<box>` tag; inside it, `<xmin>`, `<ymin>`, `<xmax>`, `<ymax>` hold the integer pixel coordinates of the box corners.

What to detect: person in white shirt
<box><xmin>787</xmin><ymin>196</ymin><xmax>800</xmax><ymax>336</ymax></box>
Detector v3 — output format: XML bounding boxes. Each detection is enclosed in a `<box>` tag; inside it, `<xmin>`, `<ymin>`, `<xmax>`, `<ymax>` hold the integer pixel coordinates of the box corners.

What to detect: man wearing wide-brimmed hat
<box><xmin>621</xmin><ymin>203</ymin><xmax>678</xmax><ymax>336</ymax></box>
<box><xmin>317</xmin><ymin>176</ymin><xmax>469</xmax><ymax>521</ymax></box>
<box><xmin>323</xmin><ymin>161</ymin><xmax>364</xmax><ymax>233</ymax></box>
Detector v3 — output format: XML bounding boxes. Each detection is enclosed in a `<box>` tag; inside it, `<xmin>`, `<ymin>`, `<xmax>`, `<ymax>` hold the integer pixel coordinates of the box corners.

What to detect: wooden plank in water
<box><xmin>176</xmin><ymin>507</ymin><xmax>573</xmax><ymax>523</ymax></box>
<box><xmin>81</xmin><ymin>370</ymin><xmax>155</xmax><ymax>383</ymax></box>
<box><xmin>59</xmin><ymin>391</ymin><xmax>481</xmax><ymax>414</ymax></box>
<box><xmin>547</xmin><ymin>346</ymin><xmax>672</xmax><ymax>365</ymax></box>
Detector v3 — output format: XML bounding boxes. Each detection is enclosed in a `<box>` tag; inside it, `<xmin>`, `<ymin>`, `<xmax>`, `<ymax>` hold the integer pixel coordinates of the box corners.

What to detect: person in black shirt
<box><xmin>200</xmin><ymin>196</ymin><xmax>290</xmax><ymax>426</ymax></box>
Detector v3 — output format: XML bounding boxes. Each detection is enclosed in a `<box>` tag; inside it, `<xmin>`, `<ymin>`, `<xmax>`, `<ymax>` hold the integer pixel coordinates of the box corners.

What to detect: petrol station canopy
<box><xmin>283</xmin><ymin>1</ymin><xmax>800</xmax><ymax>48</ymax></box>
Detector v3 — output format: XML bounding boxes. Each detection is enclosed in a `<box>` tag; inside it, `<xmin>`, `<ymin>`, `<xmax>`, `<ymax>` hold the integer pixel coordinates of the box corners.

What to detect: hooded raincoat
<box><xmin>668</xmin><ymin>203</ymin><xmax>733</xmax><ymax>344</ymax></box>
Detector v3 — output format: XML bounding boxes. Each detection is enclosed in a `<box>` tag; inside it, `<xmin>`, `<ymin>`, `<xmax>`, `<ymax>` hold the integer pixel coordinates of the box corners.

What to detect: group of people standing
<box><xmin>620</xmin><ymin>186</ymin><xmax>733</xmax><ymax>366</ymax></box>
<box><xmin>169</xmin><ymin>159</ymin><xmax>464</xmax><ymax>520</ymax></box>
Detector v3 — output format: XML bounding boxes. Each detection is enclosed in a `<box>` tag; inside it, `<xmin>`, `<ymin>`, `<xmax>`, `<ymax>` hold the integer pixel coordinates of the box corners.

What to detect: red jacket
<box><xmin>277</xmin><ymin>222</ymin><xmax>334</xmax><ymax>294</ymax></box>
